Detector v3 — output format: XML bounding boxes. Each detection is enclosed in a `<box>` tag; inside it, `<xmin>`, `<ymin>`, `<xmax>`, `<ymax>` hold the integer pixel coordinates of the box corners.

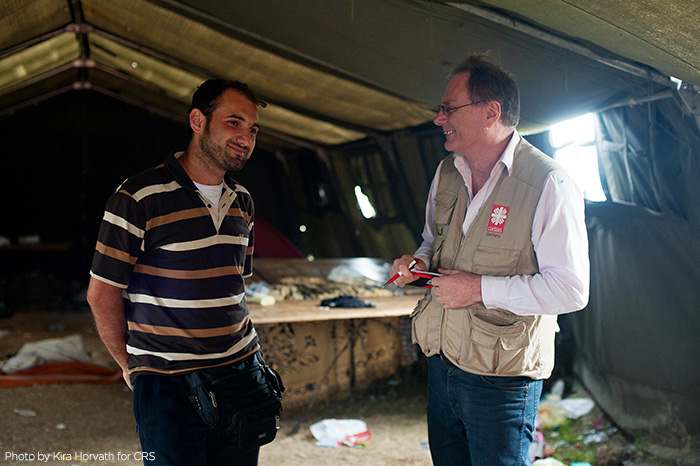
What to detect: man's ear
<box><xmin>484</xmin><ymin>100</ymin><xmax>502</xmax><ymax>127</ymax></box>
<box><xmin>189</xmin><ymin>108</ymin><xmax>206</xmax><ymax>134</ymax></box>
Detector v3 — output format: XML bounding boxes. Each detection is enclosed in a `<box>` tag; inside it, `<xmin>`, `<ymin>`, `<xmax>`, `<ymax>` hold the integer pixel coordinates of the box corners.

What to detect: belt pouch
<box><xmin>185</xmin><ymin>371</ymin><xmax>218</xmax><ymax>428</ymax></box>
<box><xmin>233</xmin><ymin>397</ymin><xmax>282</xmax><ymax>450</ymax></box>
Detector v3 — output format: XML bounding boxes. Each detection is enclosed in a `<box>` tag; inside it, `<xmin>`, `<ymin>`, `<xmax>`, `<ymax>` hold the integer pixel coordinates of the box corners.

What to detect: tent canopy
<box><xmin>2</xmin><ymin>0</ymin><xmax>696</xmax><ymax>147</ymax></box>
<box><xmin>3</xmin><ymin>1</ymin><xmax>700</xmax><ymax>461</ymax></box>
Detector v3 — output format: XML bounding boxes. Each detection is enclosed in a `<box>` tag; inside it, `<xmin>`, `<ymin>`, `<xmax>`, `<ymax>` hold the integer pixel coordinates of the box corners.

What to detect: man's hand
<box><xmin>430</xmin><ymin>269</ymin><xmax>482</xmax><ymax>309</ymax></box>
<box><xmin>389</xmin><ymin>255</ymin><xmax>426</xmax><ymax>287</ymax></box>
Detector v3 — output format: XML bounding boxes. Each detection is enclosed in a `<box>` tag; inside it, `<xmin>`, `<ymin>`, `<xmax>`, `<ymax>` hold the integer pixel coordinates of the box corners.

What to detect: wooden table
<box><xmin>249</xmin><ymin>294</ymin><xmax>421</xmax><ymax>324</ymax></box>
<box><xmin>246</xmin><ymin>258</ymin><xmax>424</xmax><ymax>412</ymax></box>
<box><xmin>250</xmin><ymin>295</ymin><xmax>422</xmax><ymax>412</ymax></box>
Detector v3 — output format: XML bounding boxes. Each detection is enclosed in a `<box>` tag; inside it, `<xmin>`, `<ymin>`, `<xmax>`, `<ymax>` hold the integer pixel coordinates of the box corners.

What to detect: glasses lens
<box><xmin>438</xmin><ymin>105</ymin><xmax>448</xmax><ymax>113</ymax></box>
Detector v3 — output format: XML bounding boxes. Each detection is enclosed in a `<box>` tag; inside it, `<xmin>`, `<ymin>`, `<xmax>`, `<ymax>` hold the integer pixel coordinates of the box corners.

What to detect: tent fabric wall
<box><xmin>596</xmin><ymin>98</ymin><xmax>700</xmax><ymax>221</ymax></box>
<box><xmin>565</xmin><ymin>97</ymin><xmax>700</xmax><ymax>460</ymax></box>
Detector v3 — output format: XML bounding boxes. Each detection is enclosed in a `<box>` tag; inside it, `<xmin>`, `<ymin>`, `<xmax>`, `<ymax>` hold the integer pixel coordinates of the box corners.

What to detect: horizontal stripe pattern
<box><xmin>146</xmin><ymin>206</ymin><xmax>210</xmax><ymax>230</ymax></box>
<box><xmin>158</xmin><ymin>234</ymin><xmax>249</xmax><ymax>252</ymax></box>
<box><xmin>126</xmin><ymin>292</ymin><xmax>245</xmax><ymax>309</ymax></box>
<box><xmin>103</xmin><ymin>211</ymin><xmax>145</xmax><ymax>238</ymax></box>
<box><xmin>89</xmin><ymin>271</ymin><xmax>129</xmax><ymax>289</ymax></box>
<box><xmin>126</xmin><ymin>328</ymin><xmax>258</xmax><ymax>362</ymax></box>
<box><xmin>130</xmin><ymin>180</ymin><xmax>180</xmax><ymax>202</ymax></box>
<box><xmin>95</xmin><ymin>241</ymin><xmax>139</xmax><ymax>265</ymax></box>
<box><xmin>133</xmin><ymin>264</ymin><xmax>244</xmax><ymax>279</ymax></box>
<box><xmin>229</xmin><ymin>207</ymin><xmax>252</xmax><ymax>223</ymax></box>
<box><xmin>126</xmin><ymin>347</ymin><xmax>260</xmax><ymax>377</ymax></box>
<box><xmin>128</xmin><ymin>315</ymin><xmax>249</xmax><ymax>338</ymax></box>
<box><xmin>90</xmin><ymin>153</ymin><xmax>258</xmax><ymax>379</ymax></box>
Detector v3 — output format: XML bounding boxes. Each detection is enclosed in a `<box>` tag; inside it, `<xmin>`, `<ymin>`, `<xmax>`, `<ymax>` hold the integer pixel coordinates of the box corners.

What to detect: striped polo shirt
<box><xmin>90</xmin><ymin>152</ymin><xmax>260</xmax><ymax>380</ymax></box>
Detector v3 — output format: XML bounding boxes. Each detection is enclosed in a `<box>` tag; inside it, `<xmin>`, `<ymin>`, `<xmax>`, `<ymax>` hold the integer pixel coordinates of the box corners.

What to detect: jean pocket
<box><xmin>479</xmin><ymin>374</ymin><xmax>532</xmax><ymax>392</ymax></box>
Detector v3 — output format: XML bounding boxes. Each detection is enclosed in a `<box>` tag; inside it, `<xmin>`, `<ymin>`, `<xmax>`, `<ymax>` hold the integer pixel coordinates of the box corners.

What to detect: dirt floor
<box><xmin>1</xmin><ymin>311</ymin><xmax>431</xmax><ymax>466</ymax></box>
<box><xmin>0</xmin><ymin>311</ymin><xmax>684</xmax><ymax>466</ymax></box>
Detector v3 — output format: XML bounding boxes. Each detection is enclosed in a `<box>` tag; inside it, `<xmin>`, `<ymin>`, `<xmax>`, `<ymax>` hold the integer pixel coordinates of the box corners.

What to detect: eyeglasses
<box><xmin>437</xmin><ymin>100</ymin><xmax>485</xmax><ymax>114</ymax></box>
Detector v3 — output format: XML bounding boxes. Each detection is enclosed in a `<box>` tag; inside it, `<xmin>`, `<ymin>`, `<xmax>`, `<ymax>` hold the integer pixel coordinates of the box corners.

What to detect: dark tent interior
<box><xmin>1</xmin><ymin>0</ymin><xmax>699</xmax><ymax>463</ymax></box>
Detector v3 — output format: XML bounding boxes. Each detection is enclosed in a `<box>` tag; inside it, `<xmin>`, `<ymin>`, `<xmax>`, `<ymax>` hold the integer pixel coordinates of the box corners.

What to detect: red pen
<box><xmin>382</xmin><ymin>258</ymin><xmax>418</xmax><ymax>287</ymax></box>
<box><xmin>408</xmin><ymin>270</ymin><xmax>443</xmax><ymax>288</ymax></box>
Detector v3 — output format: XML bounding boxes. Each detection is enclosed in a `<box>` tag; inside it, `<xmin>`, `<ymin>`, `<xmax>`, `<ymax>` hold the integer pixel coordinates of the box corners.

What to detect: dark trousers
<box><xmin>132</xmin><ymin>352</ymin><xmax>270</xmax><ymax>466</ymax></box>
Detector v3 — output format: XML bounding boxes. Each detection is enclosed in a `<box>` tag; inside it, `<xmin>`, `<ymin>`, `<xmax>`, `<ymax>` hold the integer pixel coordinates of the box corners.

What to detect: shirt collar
<box><xmin>165</xmin><ymin>151</ymin><xmax>237</xmax><ymax>191</ymax></box>
<box><xmin>499</xmin><ymin>129</ymin><xmax>520</xmax><ymax>176</ymax></box>
<box><xmin>451</xmin><ymin>129</ymin><xmax>520</xmax><ymax>179</ymax></box>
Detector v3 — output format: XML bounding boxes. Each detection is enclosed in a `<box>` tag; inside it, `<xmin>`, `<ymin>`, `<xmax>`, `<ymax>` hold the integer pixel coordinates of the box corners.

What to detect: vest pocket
<box><xmin>411</xmin><ymin>293</ymin><xmax>433</xmax><ymax>351</ymax></box>
<box><xmin>471</xmin><ymin>246</ymin><xmax>521</xmax><ymax>276</ymax></box>
<box><xmin>462</xmin><ymin>311</ymin><xmax>530</xmax><ymax>375</ymax></box>
<box><xmin>432</xmin><ymin>191</ymin><xmax>457</xmax><ymax>237</ymax></box>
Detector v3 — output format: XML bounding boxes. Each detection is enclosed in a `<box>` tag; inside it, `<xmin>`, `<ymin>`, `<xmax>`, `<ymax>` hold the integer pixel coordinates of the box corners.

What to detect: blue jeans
<box><xmin>132</xmin><ymin>352</ymin><xmax>271</xmax><ymax>466</ymax></box>
<box><xmin>427</xmin><ymin>355</ymin><xmax>542</xmax><ymax>466</ymax></box>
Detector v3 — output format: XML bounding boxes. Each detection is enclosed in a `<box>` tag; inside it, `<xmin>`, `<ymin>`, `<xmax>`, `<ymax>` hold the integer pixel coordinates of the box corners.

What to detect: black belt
<box><xmin>439</xmin><ymin>353</ymin><xmax>459</xmax><ymax>369</ymax></box>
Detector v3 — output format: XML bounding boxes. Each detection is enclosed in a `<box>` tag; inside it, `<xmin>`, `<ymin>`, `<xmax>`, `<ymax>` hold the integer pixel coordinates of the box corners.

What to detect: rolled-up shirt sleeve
<box><xmin>481</xmin><ymin>170</ymin><xmax>590</xmax><ymax>316</ymax></box>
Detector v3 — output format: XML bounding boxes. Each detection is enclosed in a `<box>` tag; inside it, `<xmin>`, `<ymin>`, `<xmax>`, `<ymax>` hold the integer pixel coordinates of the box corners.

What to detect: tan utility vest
<box><xmin>412</xmin><ymin>138</ymin><xmax>560</xmax><ymax>379</ymax></box>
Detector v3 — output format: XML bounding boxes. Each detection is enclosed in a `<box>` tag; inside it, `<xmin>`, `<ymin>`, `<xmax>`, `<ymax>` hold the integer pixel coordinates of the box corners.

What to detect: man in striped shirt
<box><xmin>87</xmin><ymin>79</ymin><xmax>280</xmax><ymax>465</ymax></box>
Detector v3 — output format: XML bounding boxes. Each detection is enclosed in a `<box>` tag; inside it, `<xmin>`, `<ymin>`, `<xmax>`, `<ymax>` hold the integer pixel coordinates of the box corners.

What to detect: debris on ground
<box><xmin>309</xmin><ymin>418</ymin><xmax>372</xmax><ymax>448</ymax></box>
<box><xmin>2</xmin><ymin>334</ymin><xmax>91</xmax><ymax>373</ymax></box>
<box><xmin>530</xmin><ymin>379</ymin><xmax>678</xmax><ymax>465</ymax></box>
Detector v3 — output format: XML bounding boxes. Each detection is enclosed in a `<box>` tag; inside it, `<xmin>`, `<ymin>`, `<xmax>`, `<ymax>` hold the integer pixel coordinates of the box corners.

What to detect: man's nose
<box><xmin>434</xmin><ymin>110</ymin><xmax>447</xmax><ymax>126</ymax></box>
<box><xmin>235</xmin><ymin>132</ymin><xmax>252</xmax><ymax>147</ymax></box>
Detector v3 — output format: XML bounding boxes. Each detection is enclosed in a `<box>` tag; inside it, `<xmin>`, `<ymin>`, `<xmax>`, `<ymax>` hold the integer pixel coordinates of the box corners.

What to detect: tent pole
<box><xmin>315</xmin><ymin>147</ymin><xmax>366</xmax><ymax>257</ymax></box>
<box><xmin>597</xmin><ymin>89</ymin><xmax>674</xmax><ymax>113</ymax></box>
<box><xmin>373</xmin><ymin>135</ymin><xmax>424</xmax><ymax>240</ymax></box>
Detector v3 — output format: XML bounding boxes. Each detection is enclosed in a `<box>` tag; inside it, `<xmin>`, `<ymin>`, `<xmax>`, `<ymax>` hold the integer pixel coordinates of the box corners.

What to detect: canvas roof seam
<box><xmin>0</xmin><ymin>2</ymin><xmax>379</xmax><ymax>144</ymax></box>
<box><xmin>84</xmin><ymin>0</ymin><xmax>435</xmax><ymax>134</ymax></box>
<box><xmin>475</xmin><ymin>0</ymin><xmax>700</xmax><ymax>87</ymax></box>
<box><xmin>449</xmin><ymin>2</ymin><xmax>673</xmax><ymax>89</ymax></box>
<box><xmin>86</xmin><ymin>27</ymin><xmax>376</xmax><ymax>140</ymax></box>
<box><xmin>0</xmin><ymin>26</ymin><xmax>69</xmax><ymax>59</ymax></box>
<box><xmin>86</xmin><ymin>82</ymin><xmax>190</xmax><ymax>123</ymax></box>
<box><xmin>89</xmin><ymin>27</ymin><xmax>213</xmax><ymax>87</ymax></box>
<box><xmin>90</xmin><ymin>60</ymin><xmax>183</xmax><ymax>101</ymax></box>
<box><xmin>0</xmin><ymin>61</ymin><xmax>76</xmax><ymax>100</ymax></box>
<box><xmin>3</xmin><ymin>0</ymin><xmax>692</xmax><ymax>141</ymax></box>
<box><xmin>259</xmin><ymin>128</ymin><xmax>324</xmax><ymax>152</ymax></box>
<box><xmin>154</xmin><ymin>0</ymin><xmax>426</xmax><ymax>104</ymax></box>
<box><xmin>0</xmin><ymin>83</ymin><xmax>76</xmax><ymax>118</ymax></box>
<box><xmin>597</xmin><ymin>88</ymin><xmax>675</xmax><ymax>114</ymax></box>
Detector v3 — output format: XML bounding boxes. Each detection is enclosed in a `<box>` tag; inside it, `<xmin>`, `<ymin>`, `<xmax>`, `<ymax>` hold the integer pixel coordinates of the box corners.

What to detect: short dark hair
<box><xmin>188</xmin><ymin>79</ymin><xmax>267</xmax><ymax>119</ymax></box>
<box><xmin>449</xmin><ymin>54</ymin><xmax>520</xmax><ymax>127</ymax></box>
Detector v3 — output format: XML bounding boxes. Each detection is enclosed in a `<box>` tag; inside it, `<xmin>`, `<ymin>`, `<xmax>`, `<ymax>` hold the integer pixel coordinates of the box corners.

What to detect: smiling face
<box><xmin>433</xmin><ymin>72</ymin><xmax>487</xmax><ymax>155</ymax></box>
<box><xmin>196</xmin><ymin>89</ymin><xmax>259</xmax><ymax>173</ymax></box>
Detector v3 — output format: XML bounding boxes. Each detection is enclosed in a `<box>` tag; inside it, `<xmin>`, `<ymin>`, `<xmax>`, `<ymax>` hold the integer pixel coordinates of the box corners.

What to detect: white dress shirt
<box><xmin>414</xmin><ymin>131</ymin><xmax>590</xmax><ymax>316</ymax></box>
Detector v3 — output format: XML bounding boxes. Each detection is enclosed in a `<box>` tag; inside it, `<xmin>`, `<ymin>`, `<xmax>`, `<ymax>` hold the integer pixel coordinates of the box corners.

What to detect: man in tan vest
<box><xmin>390</xmin><ymin>54</ymin><xmax>589</xmax><ymax>466</ymax></box>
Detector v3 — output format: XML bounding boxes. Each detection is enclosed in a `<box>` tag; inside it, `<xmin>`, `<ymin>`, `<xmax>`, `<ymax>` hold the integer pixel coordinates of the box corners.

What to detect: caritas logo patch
<box><xmin>487</xmin><ymin>205</ymin><xmax>509</xmax><ymax>234</ymax></box>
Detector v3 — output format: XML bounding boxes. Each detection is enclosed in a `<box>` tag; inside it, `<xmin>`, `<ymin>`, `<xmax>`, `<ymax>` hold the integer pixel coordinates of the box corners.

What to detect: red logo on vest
<box><xmin>487</xmin><ymin>205</ymin><xmax>509</xmax><ymax>234</ymax></box>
